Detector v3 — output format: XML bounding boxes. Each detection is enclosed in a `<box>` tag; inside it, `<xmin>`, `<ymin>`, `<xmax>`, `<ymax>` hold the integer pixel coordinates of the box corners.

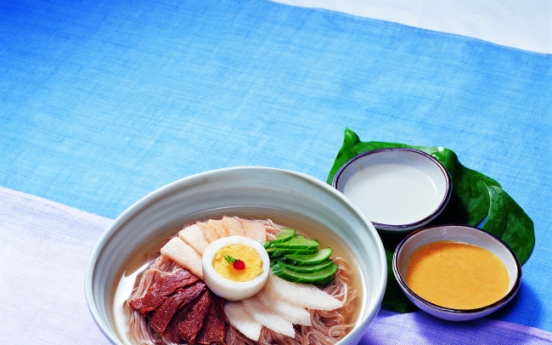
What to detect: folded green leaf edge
<box><xmin>327</xmin><ymin>128</ymin><xmax>535</xmax><ymax>313</ymax></box>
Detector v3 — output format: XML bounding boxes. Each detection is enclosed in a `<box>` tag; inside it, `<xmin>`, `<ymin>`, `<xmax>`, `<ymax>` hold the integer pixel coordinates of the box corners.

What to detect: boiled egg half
<box><xmin>202</xmin><ymin>236</ymin><xmax>270</xmax><ymax>301</ymax></box>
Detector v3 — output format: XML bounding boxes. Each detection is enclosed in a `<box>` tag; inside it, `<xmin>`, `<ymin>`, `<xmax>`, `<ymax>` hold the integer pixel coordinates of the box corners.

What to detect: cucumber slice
<box><xmin>275</xmin><ymin>260</ymin><xmax>334</xmax><ymax>273</ymax></box>
<box><xmin>311</xmin><ymin>275</ymin><xmax>336</xmax><ymax>286</ymax></box>
<box><xmin>281</xmin><ymin>247</ymin><xmax>333</xmax><ymax>266</ymax></box>
<box><xmin>267</xmin><ymin>247</ymin><xmax>318</xmax><ymax>258</ymax></box>
<box><xmin>263</xmin><ymin>227</ymin><xmax>295</xmax><ymax>248</ymax></box>
<box><xmin>271</xmin><ymin>262</ymin><xmax>338</xmax><ymax>284</ymax></box>
<box><xmin>269</xmin><ymin>234</ymin><xmax>320</xmax><ymax>249</ymax></box>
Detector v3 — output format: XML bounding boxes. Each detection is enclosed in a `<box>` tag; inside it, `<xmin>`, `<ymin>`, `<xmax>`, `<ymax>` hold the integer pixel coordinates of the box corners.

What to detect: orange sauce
<box><xmin>405</xmin><ymin>241</ymin><xmax>509</xmax><ymax>309</ymax></box>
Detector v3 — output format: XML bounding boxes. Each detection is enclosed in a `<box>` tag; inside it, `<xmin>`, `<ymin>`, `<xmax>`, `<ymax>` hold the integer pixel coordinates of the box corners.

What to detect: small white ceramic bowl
<box><xmin>393</xmin><ymin>225</ymin><xmax>521</xmax><ymax>321</ymax></box>
<box><xmin>332</xmin><ymin>148</ymin><xmax>452</xmax><ymax>234</ymax></box>
<box><xmin>85</xmin><ymin>167</ymin><xmax>387</xmax><ymax>345</ymax></box>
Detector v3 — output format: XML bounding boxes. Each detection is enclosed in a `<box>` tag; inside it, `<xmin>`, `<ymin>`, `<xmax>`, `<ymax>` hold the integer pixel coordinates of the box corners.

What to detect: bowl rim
<box><xmin>332</xmin><ymin>148</ymin><xmax>453</xmax><ymax>232</ymax></box>
<box><xmin>84</xmin><ymin>166</ymin><xmax>388</xmax><ymax>344</ymax></box>
<box><xmin>392</xmin><ymin>224</ymin><xmax>522</xmax><ymax>315</ymax></box>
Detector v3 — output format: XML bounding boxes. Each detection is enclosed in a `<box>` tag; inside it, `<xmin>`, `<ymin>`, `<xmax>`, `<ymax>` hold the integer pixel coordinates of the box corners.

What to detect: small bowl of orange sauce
<box><xmin>392</xmin><ymin>225</ymin><xmax>521</xmax><ymax>321</ymax></box>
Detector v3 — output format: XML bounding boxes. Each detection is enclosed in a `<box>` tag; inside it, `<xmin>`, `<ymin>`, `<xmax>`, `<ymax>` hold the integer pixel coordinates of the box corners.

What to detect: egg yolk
<box><xmin>212</xmin><ymin>244</ymin><xmax>263</xmax><ymax>282</ymax></box>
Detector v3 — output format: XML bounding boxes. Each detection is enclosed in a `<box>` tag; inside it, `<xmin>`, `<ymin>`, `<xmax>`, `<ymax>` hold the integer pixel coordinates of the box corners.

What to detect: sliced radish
<box><xmin>224</xmin><ymin>301</ymin><xmax>262</xmax><ymax>341</ymax></box>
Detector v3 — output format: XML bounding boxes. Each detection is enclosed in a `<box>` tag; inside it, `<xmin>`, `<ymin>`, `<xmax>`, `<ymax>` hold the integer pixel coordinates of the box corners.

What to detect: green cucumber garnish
<box><xmin>271</xmin><ymin>262</ymin><xmax>338</xmax><ymax>284</ymax></box>
<box><xmin>263</xmin><ymin>227</ymin><xmax>295</xmax><ymax>248</ymax></box>
<box><xmin>267</xmin><ymin>247</ymin><xmax>318</xmax><ymax>258</ymax></box>
<box><xmin>275</xmin><ymin>260</ymin><xmax>334</xmax><ymax>273</ymax></box>
<box><xmin>269</xmin><ymin>234</ymin><xmax>320</xmax><ymax>249</ymax></box>
<box><xmin>281</xmin><ymin>247</ymin><xmax>333</xmax><ymax>266</ymax></box>
<box><xmin>265</xmin><ymin>228</ymin><xmax>337</xmax><ymax>285</ymax></box>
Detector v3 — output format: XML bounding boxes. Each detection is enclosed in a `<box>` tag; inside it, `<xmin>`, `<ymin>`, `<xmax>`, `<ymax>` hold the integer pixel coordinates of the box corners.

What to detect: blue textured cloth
<box><xmin>1</xmin><ymin>0</ymin><xmax>552</xmax><ymax>337</ymax></box>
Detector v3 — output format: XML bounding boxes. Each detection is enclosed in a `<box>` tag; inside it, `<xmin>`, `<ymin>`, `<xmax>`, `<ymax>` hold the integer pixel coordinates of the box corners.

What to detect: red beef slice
<box><xmin>165</xmin><ymin>290</ymin><xmax>213</xmax><ymax>343</ymax></box>
<box><xmin>150</xmin><ymin>282</ymin><xmax>207</xmax><ymax>335</ymax></box>
<box><xmin>196</xmin><ymin>295</ymin><xmax>226</xmax><ymax>344</ymax></box>
<box><xmin>129</xmin><ymin>269</ymin><xmax>199</xmax><ymax>315</ymax></box>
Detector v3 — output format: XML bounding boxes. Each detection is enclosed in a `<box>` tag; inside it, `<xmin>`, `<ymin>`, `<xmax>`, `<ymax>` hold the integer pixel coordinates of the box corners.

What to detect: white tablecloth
<box><xmin>274</xmin><ymin>0</ymin><xmax>552</xmax><ymax>54</ymax></box>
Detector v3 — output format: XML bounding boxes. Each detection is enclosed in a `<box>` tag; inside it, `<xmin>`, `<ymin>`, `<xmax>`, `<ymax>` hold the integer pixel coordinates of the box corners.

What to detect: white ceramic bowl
<box><xmin>392</xmin><ymin>225</ymin><xmax>521</xmax><ymax>321</ymax></box>
<box><xmin>332</xmin><ymin>148</ymin><xmax>452</xmax><ymax>234</ymax></box>
<box><xmin>85</xmin><ymin>166</ymin><xmax>387</xmax><ymax>344</ymax></box>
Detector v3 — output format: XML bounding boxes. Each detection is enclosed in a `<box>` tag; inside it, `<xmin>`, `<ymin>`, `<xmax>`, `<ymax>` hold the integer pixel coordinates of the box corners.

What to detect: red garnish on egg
<box><xmin>224</xmin><ymin>255</ymin><xmax>246</xmax><ymax>270</ymax></box>
<box><xmin>233</xmin><ymin>260</ymin><xmax>245</xmax><ymax>270</ymax></box>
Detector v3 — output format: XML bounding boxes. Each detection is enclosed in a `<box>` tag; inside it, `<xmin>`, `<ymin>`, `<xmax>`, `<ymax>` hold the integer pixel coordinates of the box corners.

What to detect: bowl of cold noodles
<box><xmin>85</xmin><ymin>166</ymin><xmax>387</xmax><ymax>345</ymax></box>
<box><xmin>392</xmin><ymin>224</ymin><xmax>521</xmax><ymax>321</ymax></box>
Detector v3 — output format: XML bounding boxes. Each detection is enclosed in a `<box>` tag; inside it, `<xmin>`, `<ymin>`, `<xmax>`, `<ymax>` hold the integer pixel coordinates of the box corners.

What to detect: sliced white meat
<box><xmin>264</xmin><ymin>272</ymin><xmax>343</xmax><ymax>311</ymax></box>
<box><xmin>178</xmin><ymin>224</ymin><xmax>209</xmax><ymax>255</ymax></box>
<box><xmin>255</xmin><ymin>288</ymin><xmax>311</xmax><ymax>326</ymax></box>
<box><xmin>207</xmin><ymin>219</ymin><xmax>228</xmax><ymax>239</ymax></box>
<box><xmin>242</xmin><ymin>296</ymin><xmax>295</xmax><ymax>338</ymax></box>
<box><xmin>243</xmin><ymin>221</ymin><xmax>267</xmax><ymax>242</ymax></box>
<box><xmin>224</xmin><ymin>301</ymin><xmax>263</xmax><ymax>342</ymax></box>
<box><xmin>222</xmin><ymin>216</ymin><xmax>245</xmax><ymax>237</ymax></box>
<box><xmin>196</xmin><ymin>222</ymin><xmax>219</xmax><ymax>243</ymax></box>
<box><xmin>160</xmin><ymin>237</ymin><xmax>203</xmax><ymax>280</ymax></box>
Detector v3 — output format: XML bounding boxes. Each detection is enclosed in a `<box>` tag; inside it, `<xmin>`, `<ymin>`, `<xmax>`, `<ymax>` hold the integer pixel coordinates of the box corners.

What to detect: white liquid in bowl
<box><xmin>343</xmin><ymin>163</ymin><xmax>440</xmax><ymax>225</ymax></box>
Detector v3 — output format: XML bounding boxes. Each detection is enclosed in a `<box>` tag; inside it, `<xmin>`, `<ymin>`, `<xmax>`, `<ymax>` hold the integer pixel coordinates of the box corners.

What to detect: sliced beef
<box><xmin>150</xmin><ymin>282</ymin><xmax>207</xmax><ymax>335</ymax></box>
<box><xmin>165</xmin><ymin>290</ymin><xmax>213</xmax><ymax>343</ymax></box>
<box><xmin>196</xmin><ymin>295</ymin><xmax>226</xmax><ymax>344</ymax></box>
<box><xmin>129</xmin><ymin>269</ymin><xmax>199</xmax><ymax>315</ymax></box>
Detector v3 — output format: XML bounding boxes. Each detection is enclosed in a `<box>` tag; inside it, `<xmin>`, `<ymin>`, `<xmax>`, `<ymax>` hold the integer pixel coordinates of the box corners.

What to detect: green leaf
<box><xmin>443</xmin><ymin>166</ymin><xmax>490</xmax><ymax>226</ymax></box>
<box><xmin>498</xmin><ymin>189</ymin><xmax>535</xmax><ymax>265</ymax></box>
<box><xmin>472</xmin><ymin>169</ymin><xmax>501</xmax><ymax>189</ymax></box>
<box><xmin>481</xmin><ymin>184</ymin><xmax>508</xmax><ymax>238</ymax></box>
<box><xmin>224</xmin><ymin>255</ymin><xmax>238</xmax><ymax>263</ymax></box>
<box><xmin>481</xmin><ymin>183</ymin><xmax>534</xmax><ymax>264</ymax></box>
<box><xmin>382</xmin><ymin>249</ymin><xmax>417</xmax><ymax>312</ymax></box>
<box><xmin>328</xmin><ymin>128</ymin><xmax>535</xmax><ymax>312</ymax></box>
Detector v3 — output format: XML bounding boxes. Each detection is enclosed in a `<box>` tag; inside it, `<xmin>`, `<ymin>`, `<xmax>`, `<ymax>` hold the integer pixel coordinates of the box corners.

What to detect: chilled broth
<box><xmin>111</xmin><ymin>207</ymin><xmax>362</xmax><ymax>343</ymax></box>
<box><xmin>405</xmin><ymin>240</ymin><xmax>509</xmax><ymax>310</ymax></box>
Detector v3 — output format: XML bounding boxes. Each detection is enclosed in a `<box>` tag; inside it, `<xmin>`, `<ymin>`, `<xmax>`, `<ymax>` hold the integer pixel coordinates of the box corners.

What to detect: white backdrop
<box><xmin>273</xmin><ymin>0</ymin><xmax>552</xmax><ymax>55</ymax></box>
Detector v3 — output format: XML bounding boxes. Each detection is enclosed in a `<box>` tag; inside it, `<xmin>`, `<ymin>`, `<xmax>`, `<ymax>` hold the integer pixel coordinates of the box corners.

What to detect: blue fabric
<box><xmin>1</xmin><ymin>0</ymin><xmax>551</xmax><ymax>334</ymax></box>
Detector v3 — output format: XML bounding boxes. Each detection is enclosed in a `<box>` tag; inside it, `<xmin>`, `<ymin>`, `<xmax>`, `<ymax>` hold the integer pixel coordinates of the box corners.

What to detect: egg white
<box><xmin>202</xmin><ymin>236</ymin><xmax>270</xmax><ymax>301</ymax></box>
